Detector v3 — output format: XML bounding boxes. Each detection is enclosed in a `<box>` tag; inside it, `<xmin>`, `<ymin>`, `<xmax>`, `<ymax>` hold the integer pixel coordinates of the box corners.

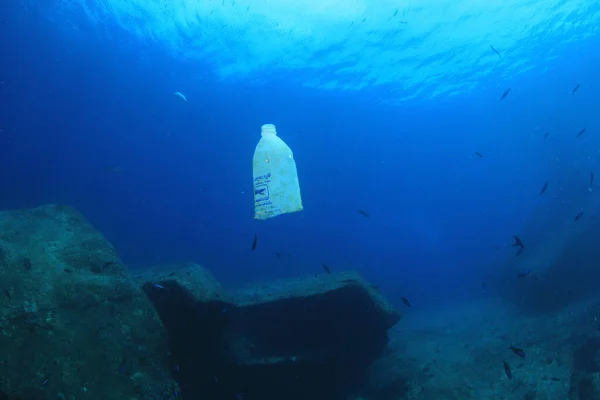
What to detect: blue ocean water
<box><xmin>1</xmin><ymin>0</ymin><xmax>599</xmax><ymax>315</ymax></box>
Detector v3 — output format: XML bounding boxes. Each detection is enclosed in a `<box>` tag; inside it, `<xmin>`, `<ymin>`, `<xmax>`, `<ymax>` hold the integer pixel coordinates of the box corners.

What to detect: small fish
<box><xmin>251</xmin><ymin>234</ymin><xmax>258</xmax><ymax>251</ymax></box>
<box><xmin>574</xmin><ymin>211</ymin><xmax>584</xmax><ymax>222</ymax></box>
<box><xmin>3</xmin><ymin>288</ymin><xmax>10</xmax><ymax>302</ymax></box>
<box><xmin>118</xmin><ymin>356</ymin><xmax>127</xmax><ymax>374</ymax></box>
<box><xmin>154</xmin><ymin>283</ymin><xmax>165</xmax><ymax>289</ymax></box>
<box><xmin>538</xmin><ymin>181</ymin><xmax>549</xmax><ymax>195</ymax></box>
<box><xmin>173</xmin><ymin>92</ymin><xmax>188</xmax><ymax>102</ymax></box>
<box><xmin>571</xmin><ymin>84</ymin><xmax>580</xmax><ymax>94</ymax></box>
<box><xmin>503</xmin><ymin>360</ymin><xmax>513</xmax><ymax>379</ymax></box>
<box><xmin>490</xmin><ymin>44</ymin><xmax>502</xmax><ymax>58</ymax></box>
<box><xmin>576</xmin><ymin>128</ymin><xmax>586</xmax><ymax>137</ymax></box>
<box><xmin>358</xmin><ymin>209</ymin><xmax>370</xmax><ymax>218</ymax></box>
<box><xmin>544</xmin><ymin>131</ymin><xmax>549</xmax><ymax>139</ymax></box>
<box><xmin>500</xmin><ymin>88</ymin><xmax>511</xmax><ymax>100</ymax></box>
<box><xmin>400</xmin><ymin>296</ymin><xmax>412</xmax><ymax>308</ymax></box>
<box><xmin>104</xmin><ymin>166</ymin><xmax>125</xmax><ymax>174</ymax></box>
<box><xmin>509</xmin><ymin>345</ymin><xmax>526</xmax><ymax>358</ymax></box>
<box><xmin>322</xmin><ymin>264</ymin><xmax>331</xmax><ymax>274</ymax></box>
<box><xmin>550</xmin><ymin>377</ymin><xmax>561</xmax><ymax>381</ymax></box>
<box><xmin>474</xmin><ymin>151</ymin><xmax>483</xmax><ymax>158</ymax></box>
<box><xmin>590</xmin><ymin>172</ymin><xmax>595</xmax><ymax>192</ymax></box>
<box><xmin>516</xmin><ymin>270</ymin><xmax>532</xmax><ymax>279</ymax></box>
<box><xmin>276</xmin><ymin>252</ymin><xmax>281</xmax><ymax>257</ymax></box>
<box><xmin>512</xmin><ymin>235</ymin><xmax>524</xmax><ymax>256</ymax></box>
<box><xmin>171</xmin><ymin>381</ymin><xmax>179</xmax><ymax>398</ymax></box>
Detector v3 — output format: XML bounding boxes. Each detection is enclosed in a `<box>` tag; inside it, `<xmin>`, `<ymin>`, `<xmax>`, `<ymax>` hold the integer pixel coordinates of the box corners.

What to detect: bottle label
<box><xmin>253</xmin><ymin>172</ymin><xmax>282</xmax><ymax>219</ymax></box>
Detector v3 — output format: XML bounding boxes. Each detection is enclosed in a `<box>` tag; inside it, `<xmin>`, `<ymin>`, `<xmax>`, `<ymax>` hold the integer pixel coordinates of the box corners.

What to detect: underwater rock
<box><xmin>222</xmin><ymin>271</ymin><xmax>401</xmax><ymax>399</ymax></box>
<box><xmin>136</xmin><ymin>266</ymin><xmax>400</xmax><ymax>400</ymax></box>
<box><xmin>501</xmin><ymin>222</ymin><xmax>600</xmax><ymax>313</ymax></box>
<box><xmin>225</xmin><ymin>271</ymin><xmax>399</xmax><ymax>365</ymax></box>
<box><xmin>135</xmin><ymin>263</ymin><xmax>234</xmax><ymax>399</ymax></box>
<box><xmin>0</xmin><ymin>205</ymin><xmax>171</xmax><ymax>400</ymax></box>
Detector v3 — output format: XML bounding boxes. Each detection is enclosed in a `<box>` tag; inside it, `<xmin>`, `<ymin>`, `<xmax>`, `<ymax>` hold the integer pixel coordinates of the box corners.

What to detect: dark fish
<box><xmin>3</xmin><ymin>288</ymin><xmax>10</xmax><ymax>302</ymax></box>
<box><xmin>550</xmin><ymin>377</ymin><xmax>561</xmax><ymax>381</ymax></box>
<box><xmin>322</xmin><ymin>264</ymin><xmax>331</xmax><ymax>274</ymax></box>
<box><xmin>538</xmin><ymin>181</ymin><xmax>549</xmax><ymax>195</ymax></box>
<box><xmin>516</xmin><ymin>270</ymin><xmax>532</xmax><ymax>279</ymax></box>
<box><xmin>509</xmin><ymin>345</ymin><xmax>526</xmax><ymax>358</ymax></box>
<box><xmin>490</xmin><ymin>44</ymin><xmax>502</xmax><ymax>58</ymax></box>
<box><xmin>544</xmin><ymin>131</ymin><xmax>549</xmax><ymax>139</ymax></box>
<box><xmin>500</xmin><ymin>88</ymin><xmax>511</xmax><ymax>100</ymax></box>
<box><xmin>400</xmin><ymin>296</ymin><xmax>412</xmax><ymax>308</ymax></box>
<box><xmin>474</xmin><ymin>151</ymin><xmax>483</xmax><ymax>158</ymax></box>
<box><xmin>251</xmin><ymin>234</ymin><xmax>258</xmax><ymax>251</ymax></box>
<box><xmin>503</xmin><ymin>360</ymin><xmax>513</xmax><ymax>379</ymax></box>
<box><xmin>576</xmin><ymin>128</ymin><xmax>586</xmax><ymax>137</ymax></box>
<box><xmin>571</xmin><ymin>84</ymin><xmax>580</xmax><ymax>94</ymax></box>
<box><xmin>512</xmin><ymin>235</ymin><xmax>524</xmax><ymax>256</ymax></box>
<box><xmin>574</xmin><ymin>211</ymin><xmax>584</xmax><ymax>222</ymax></box>
<box><xmin>358</xmin><ymin>209</ymin><xmax>370</xmax><ymax>218</ymax></box>
<box><xmin>590</xmin><ymin>171</ymin><xmax>595</xmax><ymax>189</ymax></box>
<box><xmin>276</xmin><ymin>252</ymin><xmax>281</xmax><ymax>257</ymax></box>
<box><xmin>118</xmin><ymin>356</ymin><xmax>128</xmax><ymax>374</ymax></box>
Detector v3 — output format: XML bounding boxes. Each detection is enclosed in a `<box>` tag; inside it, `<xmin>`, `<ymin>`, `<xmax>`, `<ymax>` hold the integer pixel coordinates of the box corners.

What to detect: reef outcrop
<box><xmin>0</xmin><ymin>205</ymin><xmax>171</xmax><ymax>400</ymax></box>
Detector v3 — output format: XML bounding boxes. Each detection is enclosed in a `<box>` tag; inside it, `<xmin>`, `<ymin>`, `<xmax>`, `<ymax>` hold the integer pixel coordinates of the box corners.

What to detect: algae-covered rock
<box><xmin>0</xmin><ymin>205</ymin><xmax>171</xmax><ymax>400</ymax></box>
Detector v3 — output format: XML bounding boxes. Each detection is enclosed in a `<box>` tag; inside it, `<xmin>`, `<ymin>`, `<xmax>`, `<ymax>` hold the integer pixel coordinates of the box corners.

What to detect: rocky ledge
<box><xmin>0</xmin><ymin>205</ymin><xmax>400</xmax><ymax>400</ymax></box>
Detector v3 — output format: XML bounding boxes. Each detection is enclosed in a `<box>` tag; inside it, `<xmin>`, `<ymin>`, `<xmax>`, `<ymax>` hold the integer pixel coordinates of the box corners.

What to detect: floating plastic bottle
<box><xmin>252</xmin><ymin>124</ymin><xmax>303</xmax><ymax>220</ymax></box>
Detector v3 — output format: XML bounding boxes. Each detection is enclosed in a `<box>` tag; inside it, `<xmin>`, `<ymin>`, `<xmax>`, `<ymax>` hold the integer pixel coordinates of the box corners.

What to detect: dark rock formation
<box><xmin>135</xmin><ymin>263</ymin><xmax>233</xmax><ymax>399</ymax></box>
<box><xmin>0</xmin><ymin>205</ymin><xmax>171</xmax><ymax>400</ymax></box>
<box><xmin>0</xmin><ymin>203</ymin><xmax>401</xmax><ymax>400</ymax></box>
<box><xmin>138</xmin><ymin>267</ymin><xmax>401</xmax><ymax>400</ymax></box>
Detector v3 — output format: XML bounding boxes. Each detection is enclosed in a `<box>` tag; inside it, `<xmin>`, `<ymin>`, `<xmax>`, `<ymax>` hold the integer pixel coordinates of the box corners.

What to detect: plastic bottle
<box><xmin>252</xmin><ymin>124</ymin><xmax>303</xmax><ymax>219</ymax></box>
